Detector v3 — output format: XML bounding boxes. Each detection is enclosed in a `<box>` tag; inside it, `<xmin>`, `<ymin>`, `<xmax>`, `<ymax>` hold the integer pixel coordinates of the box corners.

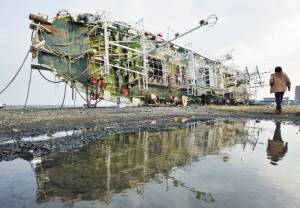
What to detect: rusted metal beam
<box><xmin>29</xmin><ymin>14</ymin><xmax>52</xmax><ymax>25</ymax></box>
<box><xmin>31</xmin><ymin>64</ymin><xmax>54</xmax><ymax>71</ymax></box>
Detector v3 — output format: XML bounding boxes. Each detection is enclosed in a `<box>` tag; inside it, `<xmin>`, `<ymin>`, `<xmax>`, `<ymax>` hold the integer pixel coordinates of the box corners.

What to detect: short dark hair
<box><xmin>275</xmin><ymin>66</ymin><xmax>282</xmax><ymax>72</ymax></box>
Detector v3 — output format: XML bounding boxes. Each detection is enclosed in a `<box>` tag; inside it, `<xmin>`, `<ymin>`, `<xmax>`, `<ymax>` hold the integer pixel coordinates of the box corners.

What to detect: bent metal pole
<box><xmin>129</xmin><ymin>14</ymin><xmax>218</xmax><ymax>62</ymax></box>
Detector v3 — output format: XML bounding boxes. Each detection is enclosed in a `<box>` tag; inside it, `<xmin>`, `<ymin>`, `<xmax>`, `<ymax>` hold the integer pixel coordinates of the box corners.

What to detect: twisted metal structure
<box><xmin>28</xmin><ymin>10</ymin><xmax>261</xmax><ymax>106</ymax></box>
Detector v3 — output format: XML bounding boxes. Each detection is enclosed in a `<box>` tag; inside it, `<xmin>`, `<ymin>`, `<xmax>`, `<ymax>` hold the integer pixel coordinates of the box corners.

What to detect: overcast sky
<box><xmin>0</xmin><ymin>0</ymin><xmax>299</xmax><ymax>105</ymax></box>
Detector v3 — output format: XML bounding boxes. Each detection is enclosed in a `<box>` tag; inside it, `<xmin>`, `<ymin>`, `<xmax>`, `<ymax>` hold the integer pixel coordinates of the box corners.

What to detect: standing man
<box><xmin>269</xmin><ymin>66</ymin><xmax>291</xmax><ymax>113</ymax></box>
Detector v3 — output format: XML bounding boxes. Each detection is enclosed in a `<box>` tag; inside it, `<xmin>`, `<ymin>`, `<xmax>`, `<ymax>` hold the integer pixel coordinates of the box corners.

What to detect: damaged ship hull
<box><xmin>29</xmin><ymin>11</ymin><xmax>250</xmax><ymax>106</ymax></box>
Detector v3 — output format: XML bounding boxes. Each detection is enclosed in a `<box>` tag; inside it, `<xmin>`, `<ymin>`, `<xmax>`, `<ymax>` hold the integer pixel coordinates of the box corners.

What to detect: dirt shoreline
<box><xmin>0</xmin><ymin>105</ymin><xmax>299</xmax><ymax>161</ymax></box>
<box><xmin>1</xmin><ymin>105</ymin><xmax>300</xmax><ymax>139</ymax></box>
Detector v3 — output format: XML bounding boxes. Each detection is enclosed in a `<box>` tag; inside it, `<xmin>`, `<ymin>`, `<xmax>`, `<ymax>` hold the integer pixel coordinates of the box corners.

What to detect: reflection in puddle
<box><xmin>172</xmin><ymin>117</ymin><xmax>191</xmax><ymax>123</ymax></box>
<box><xmin>267</xmin><ymin>122</ymin><xmax>288</xmax><ymax>165</ymax></box>
<box><xmin>1</xmin><ymin>120</ymin><xmax>300</xmax><ymax>208</ymax></box>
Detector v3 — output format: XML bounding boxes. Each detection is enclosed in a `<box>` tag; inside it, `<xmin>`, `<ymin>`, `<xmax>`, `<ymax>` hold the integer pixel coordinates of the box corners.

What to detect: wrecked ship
<box><xmin>29</xmin><ymin>10</ymin><xmax>253</xmax><ymax>107</ymax></box>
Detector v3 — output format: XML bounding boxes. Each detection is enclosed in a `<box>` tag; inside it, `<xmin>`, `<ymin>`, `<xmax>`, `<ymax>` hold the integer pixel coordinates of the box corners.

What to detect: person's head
<box><xmin>275</xmin><ymin>66</ymin><xmax>282</xmax><ymax>73</ymax></box>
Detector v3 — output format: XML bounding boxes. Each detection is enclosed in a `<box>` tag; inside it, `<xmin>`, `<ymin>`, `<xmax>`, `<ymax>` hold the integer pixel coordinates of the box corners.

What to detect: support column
<box><xmin>142</xmin><ymin>21</ymin><xmax>148</xmax><ymax>90</ymax></box>
<box><xmin>104</xmin><ymin>21</ymin><xmax>109</xmax><ymax>74</ymax></box>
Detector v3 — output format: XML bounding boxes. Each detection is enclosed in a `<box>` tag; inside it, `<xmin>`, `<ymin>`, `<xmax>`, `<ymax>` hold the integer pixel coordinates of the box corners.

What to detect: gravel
<box><xmin>1</xmin><ymin>105</ymin><xmax>299</xmax><ymax>161</ymax></box>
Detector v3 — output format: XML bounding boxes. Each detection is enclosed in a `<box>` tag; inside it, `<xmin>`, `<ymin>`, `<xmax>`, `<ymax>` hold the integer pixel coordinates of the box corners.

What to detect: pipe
<box><xmin>29</xmin><ymin>14</ymin><xmax>51</xmax><ymax>25</ymax></box>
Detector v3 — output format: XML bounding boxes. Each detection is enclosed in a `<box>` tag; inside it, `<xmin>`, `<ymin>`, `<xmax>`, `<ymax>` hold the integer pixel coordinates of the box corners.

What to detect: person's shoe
<box><xmin>276</xmin><ymin>109</ymin><xmax>282</xmax><ymax>114</ymax></box>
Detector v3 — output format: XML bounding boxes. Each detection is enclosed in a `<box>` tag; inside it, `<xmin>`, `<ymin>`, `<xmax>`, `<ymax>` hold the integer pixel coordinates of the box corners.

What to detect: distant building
<box><xmin>295</xmin><ymin>86</ymin><xmax>300</xmax><ymax>104</ymax></box>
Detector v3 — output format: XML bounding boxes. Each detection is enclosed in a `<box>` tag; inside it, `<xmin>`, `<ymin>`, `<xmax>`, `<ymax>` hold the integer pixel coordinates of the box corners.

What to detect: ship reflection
<box><xmin>267</xmin><ymin>122</ymin><xmax>288</xmax><ymax>165</ymax></box>
<box><xmin>34</xmin><ymin>120</ymin><xmax>250</xmax><ymax>205</ymax></box>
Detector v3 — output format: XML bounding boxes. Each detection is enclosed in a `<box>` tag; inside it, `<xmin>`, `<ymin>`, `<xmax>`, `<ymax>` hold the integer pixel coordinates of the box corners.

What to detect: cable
<box><xmin>23</xmin><ymin>67</ymin><xmax>33</xmax><ymax>109</ymax></box>
<box><xmin>205</xmin><ymin>14</ymin><xmax>218</xmax><ymax>27</ymax></box>
<box><xmin>74</xmin><ymin>85</ymin><xmax>88</xmax><ymax>102</ymax></box>
<box><xmin>60</xmin><ymin>82</ymin><xmax>67</xmax><ymax>109</ymax></box>
<box><xmin>0</xmin><ymin>49</ymin><xmax>30</xmax><ymax>95</ymax></box>
<box><xmin>94</xmin><ymin>97</ymin><xmax>103</xmax><ymax>107</ymax></box>
<box><xmin>73</xmin><ymin>87</ymin><xmax>77</xmax><ymax>108</ymax></box>
<box><xmin>38</xmin><ymin>70</ymin><xmax>64</xmax><ymax>83</ymax></box>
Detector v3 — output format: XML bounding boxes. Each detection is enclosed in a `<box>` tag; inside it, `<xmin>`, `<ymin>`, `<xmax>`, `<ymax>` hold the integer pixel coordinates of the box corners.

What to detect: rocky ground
<box><xmin>1</xmin><ymin>105</ymin><xmax>299</xmax><ymax>161</ymax></box>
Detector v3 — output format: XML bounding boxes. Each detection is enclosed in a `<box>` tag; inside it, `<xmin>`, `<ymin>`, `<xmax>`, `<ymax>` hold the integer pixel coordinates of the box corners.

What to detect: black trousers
<box><xmin>275</xmin><ymin>92</ymin><xmax>284</xmax><ymax>110</ymax></box>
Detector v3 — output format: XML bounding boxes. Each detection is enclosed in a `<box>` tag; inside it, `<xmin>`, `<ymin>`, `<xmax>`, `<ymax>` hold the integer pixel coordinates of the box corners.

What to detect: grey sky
<box><xmin>1</xmin><ymin>0</ymin><xmax>299</xmax><ymax>105</ymax></box>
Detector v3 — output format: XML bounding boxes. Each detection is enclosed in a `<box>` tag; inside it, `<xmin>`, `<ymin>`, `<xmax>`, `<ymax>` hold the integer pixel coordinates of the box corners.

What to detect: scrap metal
<box><xmin>29</xmin><ymin>10</ymin><xmax>262</xmax><ymax>106</ymax></box>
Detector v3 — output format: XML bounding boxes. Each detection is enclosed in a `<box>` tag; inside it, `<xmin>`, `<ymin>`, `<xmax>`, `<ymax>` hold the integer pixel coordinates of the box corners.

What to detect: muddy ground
<box><xmin>0</xmin><ymin>105</ymin><xmax>299</xmax><ymax>161</ymax></box>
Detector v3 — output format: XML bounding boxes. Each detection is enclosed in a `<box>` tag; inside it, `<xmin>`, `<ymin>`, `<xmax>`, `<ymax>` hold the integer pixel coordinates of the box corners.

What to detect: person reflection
<box><xmin>267</xmin><ymin>122</ymin><xmax>288</xmax><ymax>165</ymax></box>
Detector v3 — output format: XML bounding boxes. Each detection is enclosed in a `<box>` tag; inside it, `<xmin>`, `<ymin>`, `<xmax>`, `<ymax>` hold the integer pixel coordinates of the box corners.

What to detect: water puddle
<box><xmin>0</xmin><ymin>120</ymin><xmax>300</xmax><ymax>208</ymax></box>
